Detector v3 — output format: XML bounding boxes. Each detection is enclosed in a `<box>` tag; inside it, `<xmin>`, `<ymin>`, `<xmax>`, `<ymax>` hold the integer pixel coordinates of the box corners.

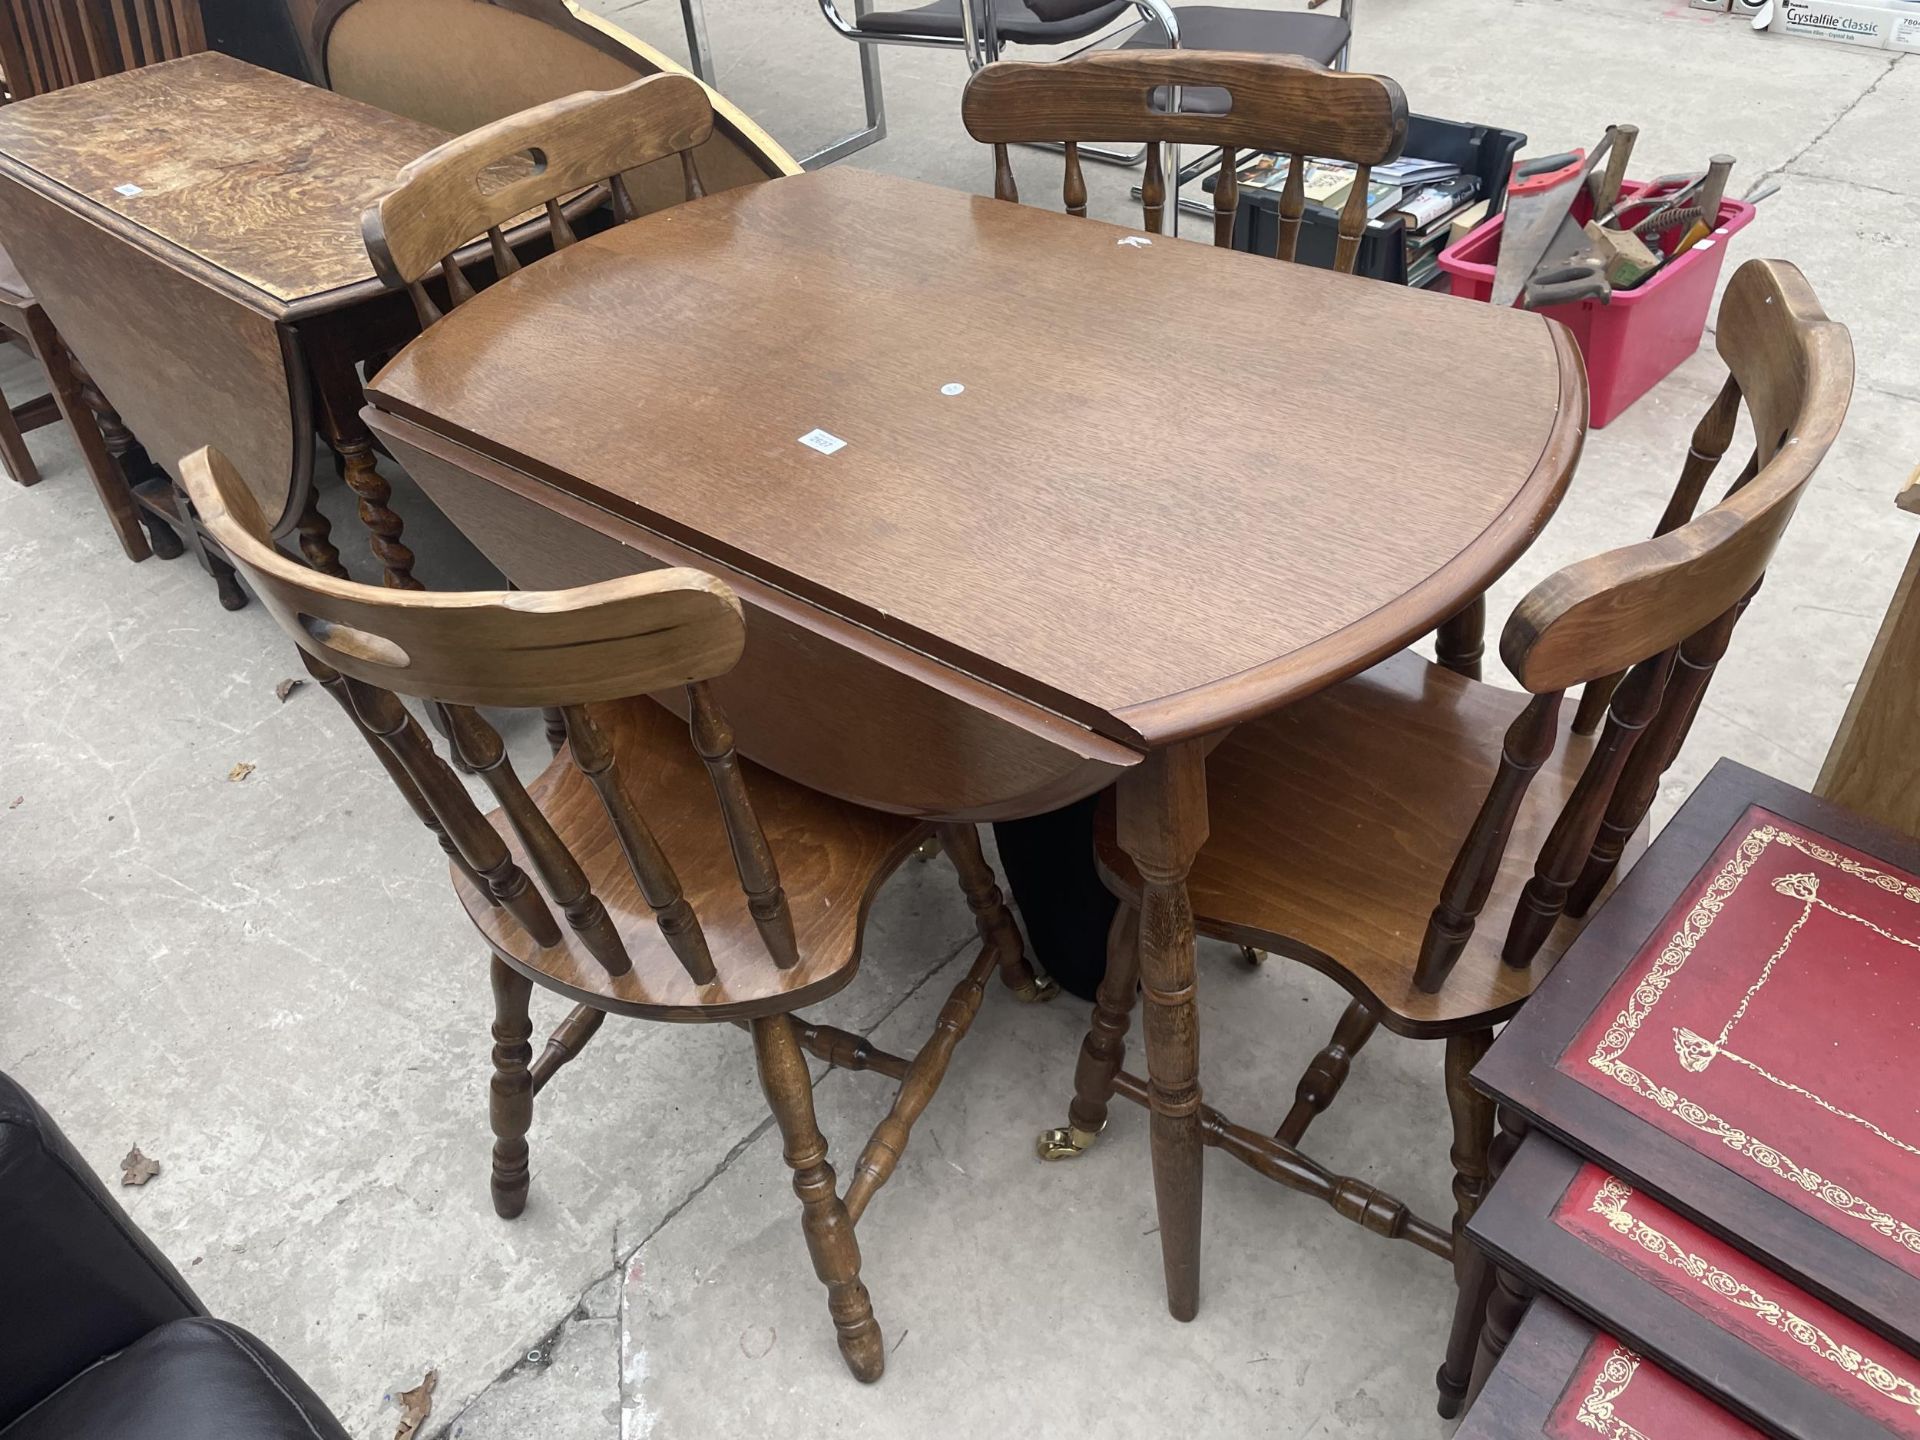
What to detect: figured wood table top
<box><xmin>0</xmin><ymin>51</ymin><xmax>449</xmax><ymax>317</ymax></box>
<box><xmin>368</xmin><ymin>167</ymin><xmax>1587</xmax><ymax>748</ymax></box>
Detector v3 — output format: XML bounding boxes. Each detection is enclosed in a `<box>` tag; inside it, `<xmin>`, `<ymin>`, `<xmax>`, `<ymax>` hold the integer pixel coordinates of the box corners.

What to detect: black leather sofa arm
<box><xmin>0</xmin><ymin>1070</ymin><xmax>205</xmax><ymax>1426</ymax></box>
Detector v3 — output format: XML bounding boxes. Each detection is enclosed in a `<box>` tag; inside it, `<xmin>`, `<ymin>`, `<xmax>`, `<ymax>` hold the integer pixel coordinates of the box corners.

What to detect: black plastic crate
<box><xmin>1214</xmin><ymin>114</ymin><xmax>1526</xmax><ymax>285</ymax></box>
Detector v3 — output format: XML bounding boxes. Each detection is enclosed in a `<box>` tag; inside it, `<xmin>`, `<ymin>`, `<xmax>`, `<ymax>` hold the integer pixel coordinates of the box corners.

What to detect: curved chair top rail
<box><xmin>1504</xmin><ymin>257</ymin><xmax>1853</xmax><ymax>694</ymax></box>
<box><xmin>960</xmin><ymin>49</ymin><xmax>1407</xmax><ymax>163</ymax></box>
<box><xmin>180</xmin><ymin>445</ymin><xmax>744</xmax><ymax>709</ymax></box>
<box><xmin>364</xmin><ymin>71</ymin><xmax>711</xmax><ymax>289</ymax></box>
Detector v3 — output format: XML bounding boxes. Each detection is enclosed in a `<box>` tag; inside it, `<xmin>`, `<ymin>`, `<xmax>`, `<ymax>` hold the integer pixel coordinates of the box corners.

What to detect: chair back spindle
<box><xmin>438</xmin><ymin>701</ymin><xmax>635</xmax><ymax>977</ymax></box>
<box><xmin>178</xmin><ymin>445</ymin><xmax>816</xmax><ymax>991</ymax></box>
<box><xmin>962</xmin><ymin>50</ymin><xmax>1407</xmax><ymax>270</ymax></box>
<box><xmin>364</xmin><ymin>72</ymin><xmax>714</xmax><ymax>328</ymax></box>
<box><xmin>1412</xmin><ymin>258</ymin><xmax>1852</xmax><ymax>993</ymax></box>
<box><xmin>561</xmin><ymin>703</ymin><xmax>716</xmax><ymax>984</ymax></box>
<box><xmin>689</xmin><ymin>682</ymin><xmax>799</xmax><ymax>968</ymax></box>
<box><xmin>0</xmin><ymin>0</ymin><xmax>200</xmax><ymax>99</ymax></box>
<box><xmin>339</xmin><ymin>676</ymin><xmax>563</xmax><ymax>946</ymax></box>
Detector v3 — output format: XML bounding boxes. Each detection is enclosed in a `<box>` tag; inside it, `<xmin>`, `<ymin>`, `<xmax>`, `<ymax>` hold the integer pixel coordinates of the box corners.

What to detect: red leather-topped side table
<box><xmin>1461</xmin><ymin>1294</ymin><xmax>1766</xmax><ymax>1439</ymax></box>
<box><xmin>1456</xmin><ymin>758</ymin><xmax>1920</xmax><ymax>1438</ymax></box>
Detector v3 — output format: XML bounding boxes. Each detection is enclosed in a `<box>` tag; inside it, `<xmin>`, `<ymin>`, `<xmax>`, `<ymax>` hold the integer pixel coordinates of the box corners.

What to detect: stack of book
<box><xmin>1393</xmin><ymin>174</ymin><xmax>1483</xmax><ymax>288</ymax></box>
<box><xmin>1212</xmin><ymin>151</ymin><xmax>1489</xmax><ymax>288</ymax></box>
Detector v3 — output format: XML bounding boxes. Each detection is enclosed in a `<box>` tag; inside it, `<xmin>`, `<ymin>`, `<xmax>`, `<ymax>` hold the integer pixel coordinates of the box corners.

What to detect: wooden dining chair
<box><xmin>961</xmin><ymin>49</ymin><xmax>1406</xmax><ymax>257</ymax></box>
<box><xmin>1049</xmin><ymin>258</ymin><xmax>1851</xmax><ymax>1411</ymax></box>
<box><xmin>0</xmin><ymin>0</ymin><xmax>202</xmax><ymax>99</ymax></box>
<box><xmin>178</xmin><ymin>440</ymin><xmax>1053</xmax><ymax>1382</ymax></box>
<box><xmin>361</xmin><ymin>70</ymin><xmax>718</xmax><ymax>330</ymax></box>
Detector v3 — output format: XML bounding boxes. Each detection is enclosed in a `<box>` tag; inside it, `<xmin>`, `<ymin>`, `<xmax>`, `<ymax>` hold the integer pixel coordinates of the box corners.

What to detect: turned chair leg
<box><xmin>1039</xmin><ymin>905</ymin><xmax>1140</xmax><ymax>1160</ymax></box>
<box><xmin>938</xmin><ymin>821</ymin><xmax>1057</xmax><ymax>1002</ymax></box>
<box><xmin>488</xmin><ymin>956</ymin><xmax>535</xmax><ymax>1219</ymax></box>
<box><xmin>1275</xmin><ymin>998</ymin><xmax>1379</xmax><ymax>1147</ymax></box>
<box><xmin>1434</xmin><ymin>1028</ymin><xmax>1496</xmax><ymax>1414</ymax></box>
<box><xmin>752</xmin><ymin>1012</ymin><xmax>884</xmax><ymax>1382</ymax></box>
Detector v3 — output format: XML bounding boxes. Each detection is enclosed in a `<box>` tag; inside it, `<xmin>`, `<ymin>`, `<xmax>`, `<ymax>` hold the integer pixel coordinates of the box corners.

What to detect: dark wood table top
<box><xmin>0</xmin><ymin>50</ymin><xmax>448</xmax><ymax>317</ymax></box>
<box><xmin>368</xmin><ymin>166</ymin><xmax>1587</xmax><ymax>751</ymax></box>
<box><xmin>1476</xmin><ymin>758</ymin><xmax>1920</xmax><ymax>1360</ymax></box>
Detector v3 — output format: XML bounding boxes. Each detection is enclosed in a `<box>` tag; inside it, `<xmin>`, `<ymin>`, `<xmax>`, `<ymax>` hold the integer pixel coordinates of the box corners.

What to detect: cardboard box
<box><xmin>1770</xmin><ymin>0</ymin><xmax>1894</xmax><ymax>44</ymax></box>
<box><xmin>1885</xmin><ymin>4</ymin><xmax>1920</xmax><ymax>47</ymax></box>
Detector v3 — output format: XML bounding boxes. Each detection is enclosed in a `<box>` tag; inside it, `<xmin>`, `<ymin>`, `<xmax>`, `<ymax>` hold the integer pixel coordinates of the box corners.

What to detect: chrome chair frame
<box><xmin>810</xmin><ymin>0</ymin><xmax>1181</xmax><ymax>166</ymax></box>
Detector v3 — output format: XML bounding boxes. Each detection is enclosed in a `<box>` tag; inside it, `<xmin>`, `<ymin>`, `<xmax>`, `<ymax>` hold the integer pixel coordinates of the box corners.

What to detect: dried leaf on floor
<box><xmin>7</xmin><ymin>796</ymin><xmax>21</xmax><ymax>809</ymax></box>
<box><xmin>393</xmin><ymin>1369</ymin><xmax>437</xmax><ymax>1440</ymax></box>
<box><xmin>228</xmin><ymin>762</ymin><xmax>256</xmax><ymax>783</ymax></box>
<box><xmin>274</xmin><ymin>678</ymin><xmax>305</xmax><ymax>703</ymax></box>
<box><xmin>120</xmin><ymin>1146</ymin><xmax>160</xmax><ymax>1186</ymax></box>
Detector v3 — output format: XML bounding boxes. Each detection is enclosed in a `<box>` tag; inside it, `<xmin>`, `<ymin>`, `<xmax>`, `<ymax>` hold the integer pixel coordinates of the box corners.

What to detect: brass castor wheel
<box><xmin>1036</xmin><ymin>1122</ymin><xmax>1102</xmax><ymax>1161</ymax></box>
<box><xmin>1239</xmin><ymin>945</ymin><xmax>1267</xmax><ymax>967</ymax></box>
<box><xmin>1011</xmin><ymin>972</ymin><xmax>1062</xmax><ymax>1003</ymax></box>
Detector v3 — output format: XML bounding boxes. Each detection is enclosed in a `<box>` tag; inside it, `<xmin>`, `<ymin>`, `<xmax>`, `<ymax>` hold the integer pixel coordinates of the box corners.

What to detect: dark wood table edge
<box><xmin>1476</xmin><ymin>756</ymin><xmax>1920</xmax><ymax>1355</ymax></box>
<box><xmin>1469</xmin><ymin>1129</ymin><xmax>1902</xmax><ymax>1440</ymax></box>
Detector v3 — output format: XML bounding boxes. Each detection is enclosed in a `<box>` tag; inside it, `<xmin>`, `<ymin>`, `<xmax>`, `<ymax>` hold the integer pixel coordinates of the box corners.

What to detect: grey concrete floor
<box><xmin>1</xmin><ymin>2</ymin><xmax>1914</xmax><ymax>1437</ymax></box>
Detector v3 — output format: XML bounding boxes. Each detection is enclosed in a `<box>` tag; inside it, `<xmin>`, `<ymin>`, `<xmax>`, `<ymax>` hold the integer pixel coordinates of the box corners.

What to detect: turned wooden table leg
<box><xmin>1116</xmin><ymin>739</ymin><xmax>1210</xmax><ymax>1321</ymax></box>
<box><xmin>334</xmin><ymin>430</ymin><xmax>419</xmax><ymax>589</ymax></box>
<box><xmin>752</xmin><ymin>1011</ymin><xmax>884</xmax><ymax>1382</ymax></box>
<box><xmin>1436</xmin><ymin>594</ymin><xmax>1486</xmax><ymax>680</ymax></box>
<box><xmin>1435</xmin><ymin>1027</ymin><xmax>1496</xmax><ymax>1416</ymax></box>
<box><xmin>25</xmin><ymin>312</ymin><xmax>150</xmax><ymax>561</ymax></box>
<box><xmin>1039</xmin><ymin>904</ymin><xmax>1140</xmax><ymax>1160</ymax></box>
<box><xmin>310</xmin><ymin>340</ymin><xmax>421</xmax><ymax>589</ymax></box>
<box><xmin>294</xmin><ymin>482</ymin><xmax>346</xmax><ymax>578</ymax></box>
<box><xmin>89</xmin><ymin>400</ymin><xmax>183</xmax><ymax>560</ymax></box>
<box><xmin>938</xmin><ymin>820</ymin><xmax>1056</xmax><ymax>1001</ymax></box>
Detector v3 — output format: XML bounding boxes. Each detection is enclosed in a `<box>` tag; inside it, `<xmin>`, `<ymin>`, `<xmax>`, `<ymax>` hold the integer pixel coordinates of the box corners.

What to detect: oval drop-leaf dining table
<box><xmin>361</xmin><ymin>163</ymin><xmax>1588</xmax><ymax>1326</ymax></box>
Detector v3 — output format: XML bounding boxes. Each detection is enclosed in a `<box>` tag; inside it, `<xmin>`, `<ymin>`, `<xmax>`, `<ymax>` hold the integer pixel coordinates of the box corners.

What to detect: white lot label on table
<box><xmin>115</xmin><ymin>183</ymin><xmax>144</xmax><ymax>196</ymax></box>
<box><xmin>799</xmin><ymin>428</ymin><xmax>847</xmax><ymax>455</ymax></box>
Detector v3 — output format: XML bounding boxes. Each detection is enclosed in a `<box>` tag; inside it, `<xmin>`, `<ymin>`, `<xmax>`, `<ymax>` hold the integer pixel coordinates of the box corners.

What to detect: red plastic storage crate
<box><xmin>1437</xmin><ymin>177</ymin><xmax>1757</xmax><ymax>427</ymax></box>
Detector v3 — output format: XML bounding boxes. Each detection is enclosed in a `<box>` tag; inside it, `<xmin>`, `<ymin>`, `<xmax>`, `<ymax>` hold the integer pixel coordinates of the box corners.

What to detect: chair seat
<box><xmin>1095</xmin><ymin>651</ymin><xmax>1644</xmax><ymax>1036</ymax></box>
<box><xmin>453</xmin><ymin>696</ymin><xmax>925</xmax><ymax>1021</ymax></box>
<box><xmin>0</xmin><ymin>1318</ymin><xmax>350</xmax><ymax>1440</ymax></box>
<box><xmin>855</xmin><ymin>0</ymin><xmax>1133</xmax><ymax>44</ymax></box>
